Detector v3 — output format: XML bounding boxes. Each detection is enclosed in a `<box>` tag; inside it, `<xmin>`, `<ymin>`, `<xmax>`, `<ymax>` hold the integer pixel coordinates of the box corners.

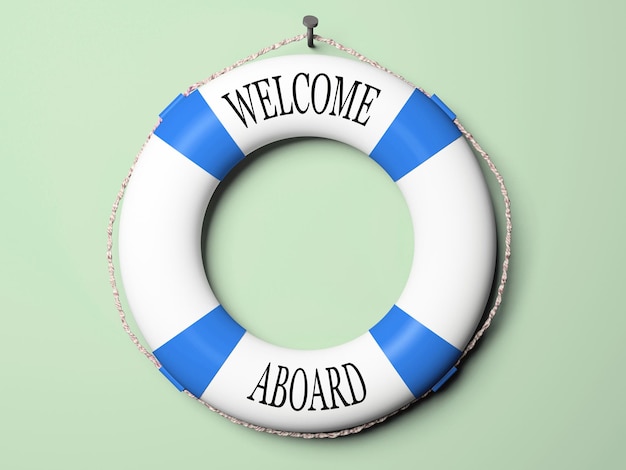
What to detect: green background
<box><xmin>2</xmin><ymin>0</ymin><xmax>625</xmax><ymax>468</ymax></box>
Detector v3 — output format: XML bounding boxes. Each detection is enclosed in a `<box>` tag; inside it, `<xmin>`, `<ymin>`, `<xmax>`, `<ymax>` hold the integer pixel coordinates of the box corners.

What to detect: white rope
<box><xmin>108</xmin><ymin>32</ymin><xmax>512</xmax><ymax>438</ymax></box>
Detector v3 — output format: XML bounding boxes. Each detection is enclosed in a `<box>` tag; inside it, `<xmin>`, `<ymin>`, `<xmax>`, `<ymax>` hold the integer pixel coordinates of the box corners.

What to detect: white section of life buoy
<box><xmin>118</xmin><ymin>54</ymin><xmax>496</xmax><ymax>433</ymax></box>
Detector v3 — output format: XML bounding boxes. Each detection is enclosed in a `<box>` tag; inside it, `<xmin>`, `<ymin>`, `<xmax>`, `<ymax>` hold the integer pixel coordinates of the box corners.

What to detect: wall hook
<box><xmin>303</xmin><ymin>15</ymin><xmax>318</xmax><ymax>48</ymax></box>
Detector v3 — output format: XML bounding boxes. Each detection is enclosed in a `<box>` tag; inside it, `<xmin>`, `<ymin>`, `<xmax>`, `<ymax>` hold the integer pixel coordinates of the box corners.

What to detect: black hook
<box><xmin>303</xmin><ymin>15</ymin><xmax>318</xmax><ymax>48</ymax></box>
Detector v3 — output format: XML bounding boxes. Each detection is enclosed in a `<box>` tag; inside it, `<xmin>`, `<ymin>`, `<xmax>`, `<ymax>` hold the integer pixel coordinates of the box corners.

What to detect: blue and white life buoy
<box><xmin>118</xmin><ymin>54</ymin><xmax>496</xmax><ymax>433</ymax></box>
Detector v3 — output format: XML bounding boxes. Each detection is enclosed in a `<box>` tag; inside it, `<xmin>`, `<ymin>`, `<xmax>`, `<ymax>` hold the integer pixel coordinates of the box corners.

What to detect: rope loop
<box><xmin>107</xmin><ymin>32</ymin><xmax>512</xmax><ymax>438</ymax></box>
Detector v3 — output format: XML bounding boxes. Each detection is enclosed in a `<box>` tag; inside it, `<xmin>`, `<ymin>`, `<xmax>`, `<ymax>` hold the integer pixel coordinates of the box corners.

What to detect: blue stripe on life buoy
<box><xmin>154</xmin><ymin>90</ymin><xmax>245</xmax><ymax>180</ymax></box>
<box><xmin>369</xmin><ymin>305</ymin><xmax>461</xmax><ymax>397</ymax></box>
<box><xmin>153</xmin><ymin>305</ymin><xmax>245</xmax><ymax>397</ymax></box>
<box><xmin>369</xmin><ymin>90</ymin><xmax>461</xmax><ymax>181</ymax></box>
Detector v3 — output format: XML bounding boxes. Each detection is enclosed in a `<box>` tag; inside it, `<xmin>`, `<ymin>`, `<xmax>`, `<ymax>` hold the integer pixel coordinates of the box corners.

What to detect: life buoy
<box><xmin>118</xmin><ymin>54</ymin><xmax>496</xmax><ymax>433</ymax></box>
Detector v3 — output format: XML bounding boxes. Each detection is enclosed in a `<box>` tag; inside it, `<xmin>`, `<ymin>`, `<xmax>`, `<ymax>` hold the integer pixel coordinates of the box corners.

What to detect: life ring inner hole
<box><xmin>202</xmin><ymin>137</ymin><xmax>414</xmax><ymax>349</ymax></box>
